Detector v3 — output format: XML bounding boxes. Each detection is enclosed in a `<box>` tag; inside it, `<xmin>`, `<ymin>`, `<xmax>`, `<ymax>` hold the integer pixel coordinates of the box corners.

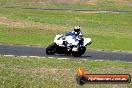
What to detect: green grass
<box><xmin>0</xmin><ymin>56</ymin><xmax>132</xmax><ymax>88</ymax></box>
<box><xmin>0</xmin><ymin>8</ymin><xmax>132</xmax><ymax>51</ymax></box>
<box><xmin>0</xmin><ymin>25</ymin><xmax>55</xmax><ymax>46</ymax></box>
<box><xmin>0</xmin><ymin>0</ymin><xmax>132</xmax><ymax>10</ymax></box>
<box><xmin>0</xmin><ymin>1</ymin><xmax>131</xmax><ymax>88</ymax></box>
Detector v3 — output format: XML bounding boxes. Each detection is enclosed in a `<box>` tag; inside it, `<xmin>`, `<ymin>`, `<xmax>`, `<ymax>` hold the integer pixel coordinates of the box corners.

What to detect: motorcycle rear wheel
<box><xmin>46</xmin><ymin>43</ymin><xmax>57</xmax><ymax>55</ymax></box>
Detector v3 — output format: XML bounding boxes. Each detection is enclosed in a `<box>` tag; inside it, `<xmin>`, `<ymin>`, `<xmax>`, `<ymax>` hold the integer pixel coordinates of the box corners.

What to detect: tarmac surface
<box><xmin>0</xmin><ymin>44</ymin><xmax>132</xmax><ymax>62</ymax></box>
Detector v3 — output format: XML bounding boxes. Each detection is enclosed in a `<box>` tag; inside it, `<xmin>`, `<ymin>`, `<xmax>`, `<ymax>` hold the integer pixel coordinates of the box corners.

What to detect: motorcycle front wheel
<box><xmin>72</xmin><ymin>46</ymin><xmax>86</xmax><ymax>57</ymax></box>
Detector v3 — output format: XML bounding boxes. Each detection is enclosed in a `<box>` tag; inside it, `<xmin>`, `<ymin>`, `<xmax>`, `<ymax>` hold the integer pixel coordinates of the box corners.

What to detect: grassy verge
<box><xmin>0</xmin><ymin>0</ymin><xmax>131</xmax><ymax>10</ymax></box>
<box><xmin>0</xmin><ymin>8</ymin><xmax>132</xmax><ymax>51</ymax></box>
<box><xmin>0</xmin><ymin>25</ymin><xmax>55</xmax><ymax>46</ymax></box>
<box><xmin>0</xmin><ymin>56</ymin><xmax>131</xmax><ymax>88</ymax></box>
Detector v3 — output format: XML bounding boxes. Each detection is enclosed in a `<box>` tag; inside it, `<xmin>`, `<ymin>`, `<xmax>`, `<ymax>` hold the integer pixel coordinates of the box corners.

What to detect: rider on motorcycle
<box><xmin>65</xmin><ymin>25</ymin><xmax>83</xmax><ymax>37</ymax></box>
<box><xmin>63</xmin><ymin>25</ymin><xmax>84</xmax><ymax>46</ymax></box>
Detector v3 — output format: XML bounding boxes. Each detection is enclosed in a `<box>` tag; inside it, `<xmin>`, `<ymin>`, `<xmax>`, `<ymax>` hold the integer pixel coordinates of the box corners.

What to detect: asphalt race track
<box><xmin>0</xmin><ymin>44</ymin><xmax>132</xmax><ymax>62</ymax></box>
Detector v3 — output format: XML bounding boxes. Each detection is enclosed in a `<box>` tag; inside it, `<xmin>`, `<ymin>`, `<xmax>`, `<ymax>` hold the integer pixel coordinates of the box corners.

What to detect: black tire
<box><xmin>80</xmin><ymin>46</ymin><xmax>86</xmax><ymax>55</ymax></box>
<box><xmin>76</xmin><ymin>75</ymin><xmax>87</xmax><ymax>85</ymax></box>
<box><xmin>72</xmin><ymin>51</ymin><xmax>81</xmax><ymax>57</ymax></box>
<box><xmin>46</xmin><ymin>43</ymin><xmax>57</xmax><ymax>55</ymax></box>
<box><xmin>72</xmin><ymin>46</ymin><xmax>86</xmax><ymax>57</ymax></box>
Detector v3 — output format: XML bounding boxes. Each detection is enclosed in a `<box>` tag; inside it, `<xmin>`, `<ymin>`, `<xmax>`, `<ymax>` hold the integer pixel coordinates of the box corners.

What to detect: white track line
<box><xmin>57</xmin><ymin>58</ymin><xmax>70</xmax><ymax>60</ymax></box>
<box><xmin>81</xmin><ymin>59</ymin><xmax>87</xmax><ymax>60</ymax></box>
<box><xmin>40</xmin><ymin>57</ymin><xmax>46</xmax><ymax>58</ymax></box>
<box><xmin>19</xmin><ymin>56</ymin><xmax>27</xmax><ymax>57</ymax></box>
<box><xmin>29</xmin><ymin>56</ymin><xmax>40</xmax><ymax>58</ymax></box>
<box><xmin>1</xmin><ymin>54</ymin><xmax>122</xmax><ymax>62</ymax></box>
<box><xmin>48</xmin><ymin>57</ymin><xmax>54</xmax><ymax>58</ymax></box>
<box><xmin>94</xmin><ymin>60</ymin><xmax>104</xmax><ymax>61</ymax></box>
<box><xmin>3</xmin><ymin>55</ymin><xmax>15</xmax><ymax>57</ymax></box>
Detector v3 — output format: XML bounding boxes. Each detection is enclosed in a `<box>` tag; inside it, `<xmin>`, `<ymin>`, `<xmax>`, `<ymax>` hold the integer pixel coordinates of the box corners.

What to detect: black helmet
<box><xmin>74</xmin><ymin>25</ymin><xmax>81</xmax><ymax>33</ymax></box>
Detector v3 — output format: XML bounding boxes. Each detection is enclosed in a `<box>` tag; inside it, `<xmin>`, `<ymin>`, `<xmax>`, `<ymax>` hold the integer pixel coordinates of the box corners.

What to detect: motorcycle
<box><xmin>46</xmin><ymin>34</ymin><xmax>92</xmax><ymax>57</ymax></box>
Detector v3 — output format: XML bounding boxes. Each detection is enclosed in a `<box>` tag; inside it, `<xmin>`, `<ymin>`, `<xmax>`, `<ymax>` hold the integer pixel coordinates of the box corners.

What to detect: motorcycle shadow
<box><xmin>80</xmin><ymin>55</ymin><xmax>92</xmax><ymax>58</ymax></box>
<box><xmin>56</xmin><ymin>54</ymin><xmax>92</xmax><ymax>58</ymax></box>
